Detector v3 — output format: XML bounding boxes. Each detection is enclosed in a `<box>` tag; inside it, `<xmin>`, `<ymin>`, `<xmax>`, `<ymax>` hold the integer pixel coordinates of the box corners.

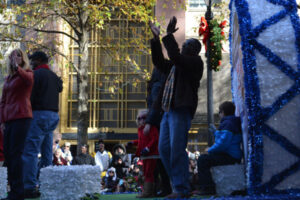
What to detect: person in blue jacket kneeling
<box><xmin>196</xmin><ymin>101</ymin><xmax>243</xmax><ymax>195</ymax></box>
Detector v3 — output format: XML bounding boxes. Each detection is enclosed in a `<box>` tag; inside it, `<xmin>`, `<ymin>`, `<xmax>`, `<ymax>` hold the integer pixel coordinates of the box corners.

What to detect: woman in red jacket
<box><xmin>0</xmin><ymin>49</ymin><xmax>33</xmax><ymax>200</ymax></box>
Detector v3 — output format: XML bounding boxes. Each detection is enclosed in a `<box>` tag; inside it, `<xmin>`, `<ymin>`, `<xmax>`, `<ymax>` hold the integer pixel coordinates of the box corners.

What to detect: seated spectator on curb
<box><xmin>102</xmin><ymin>167</ymin><xmax>119</xmax><ymax>193</ymax></box>
<box><xmin>62</xmin><ymin>142</ymin><xmax>73</xmax><ymax>165</ymax></box>
<box><xmin>95</xmin><ymin>139</ymin><xmax>111</xmax><ymax>173</ymax></box>
<box><xmin>53</xmin><ymin>148</ymin><xmax>67</xmax><ymax>166</ymax></box>
<box><xmin>126</xmin><ymin>162</ymin><xmax>144</xmax><ymax>193</ymax></box>
<box><xmin>112</xmin><ymin>144</ymin><xmax>130</xmax><ymax>168</ymax></box>
<box><xmin>189</xmin><ymin>156</ymin><xmax>198</xmax><ymax>191</ymax></box>
<box><xmin>195</xmin><ymin>101</ymin><xmax>243</xmax><ymax>195</ymax></box>
<box><xmin>72</xmin><ymin>144</ymin><xmax>95</xmax><ymax>165</ymax></box>
<box><xmin>111</xmin><ymin>155</ymin><xmax>128</xmax><ymax>180</ymax></box>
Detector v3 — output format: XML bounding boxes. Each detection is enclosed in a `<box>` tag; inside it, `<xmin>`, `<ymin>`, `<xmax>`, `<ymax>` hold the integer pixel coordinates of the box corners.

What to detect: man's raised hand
<box><xmin>149</xmin><ymin>21</ymin><xmax>160</xmax><ymax>39</ymax></box>
<box><xmin>167</xmin><ymin>16</ymin><xmax>179</xmax><ymax>34</ymax></box>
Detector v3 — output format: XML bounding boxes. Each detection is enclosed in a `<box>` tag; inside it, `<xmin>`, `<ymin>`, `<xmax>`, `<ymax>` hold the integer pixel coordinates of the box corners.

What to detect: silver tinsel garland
<box><xmin>39</xmin><ymin>165</ymin><xmax>101</xmax><ymax>200</ymax></box>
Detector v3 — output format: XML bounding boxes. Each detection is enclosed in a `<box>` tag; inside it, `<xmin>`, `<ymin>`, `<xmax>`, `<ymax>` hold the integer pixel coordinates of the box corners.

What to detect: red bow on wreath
<box><xmin>199</xmin><ymin>17</ymin><xmax>227</xmax><ymax>71</ymax></box>
<box><xmin>199</xmin><ymin>17</ymin><xmax>227</xmax><ymax>52</ymax></box>
<box><xmin>219</xmin><ymin>20</ymin><xmax>227</xmax><ymax>36</ymax></box>
<box><xmin>198</xmin><ymin>16</ymin><xmax>209</xmax><ymax>51</ymax></box>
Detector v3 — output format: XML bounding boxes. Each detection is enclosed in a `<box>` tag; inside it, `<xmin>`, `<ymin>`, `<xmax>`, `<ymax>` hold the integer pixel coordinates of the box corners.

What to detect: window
<box><xmin>66</xmin><ymin>19</ymin><xmax>151</xmax><ymax>130</ymax></box>
<box><xmin>188</xmin><ymin>0</ymin><xmax>206</xmax><ymax>9</ymax></box>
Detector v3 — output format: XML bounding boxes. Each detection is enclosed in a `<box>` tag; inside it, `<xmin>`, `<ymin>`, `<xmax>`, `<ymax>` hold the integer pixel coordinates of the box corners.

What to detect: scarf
<box><xmin>162</xmin><ymin>66</ymin><xmax>175</xmax><ymax>112</ymax></box>
<box><xmin>34</xmin><ymin>64</ymin><xmax>50</xmax><ymax>70</ymax></box>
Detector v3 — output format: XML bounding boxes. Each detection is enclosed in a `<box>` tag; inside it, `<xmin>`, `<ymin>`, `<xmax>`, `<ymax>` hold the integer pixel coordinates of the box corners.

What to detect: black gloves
<box><xmin>167</xmin><ymin>16</ymin><xmax>179</xmax><ymax>34</ymax></box>
<box><xmin>126</xmin><ymin>141</ymin><xmax>133</xmax><ymax>148</ymax></box>
<box><xmin>140</xmin><ymin>147</ymin><xmax>150</xmax><ymax>156</ymax></box>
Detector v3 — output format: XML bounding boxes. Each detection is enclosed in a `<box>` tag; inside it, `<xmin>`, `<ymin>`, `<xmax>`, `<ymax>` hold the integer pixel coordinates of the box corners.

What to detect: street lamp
<box><xmin>204</xmin><ymin>0</ymin><xmax>216</xmax><ymax>146</ymax></box>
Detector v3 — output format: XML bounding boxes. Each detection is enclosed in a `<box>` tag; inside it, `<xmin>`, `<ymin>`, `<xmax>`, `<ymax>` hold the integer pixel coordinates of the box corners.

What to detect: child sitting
<box><xmin>196</xmin><ymin>101</ymin><xmax>243</xmax><ymax>195</ymax></box>
<box><xmin>126</xmin><ymin>164</ymin><xmax>143</xmax><ymax>193</ymax></box>
<box><xmin>128</xmin><ymin>109</ymin><xmax>159</xmax><ymax>198</ymax></box>
<box><xmin>102</xmin><ymin>167</ymin><xmax>119</xmax><ymax>193</ymax></box>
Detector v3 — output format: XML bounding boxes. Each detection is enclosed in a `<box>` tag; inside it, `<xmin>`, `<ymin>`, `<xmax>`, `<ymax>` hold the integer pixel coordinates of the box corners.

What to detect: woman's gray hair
<box><xmin>136</xmin><ymin>109</ymin><xmax>148</xmax><ymax>126</ymax></box>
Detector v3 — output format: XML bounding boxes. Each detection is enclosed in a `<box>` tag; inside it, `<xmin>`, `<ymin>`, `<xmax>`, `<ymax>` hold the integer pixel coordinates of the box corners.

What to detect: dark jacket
<box><xmin>145</xmin><ymin>68</ymin><xmax>166</xmax><ymax>127</ymax></box>
<box><xmin>72</xmin><ymin>153</ymin><xmax>95</xmax><ymax>165</ymax></box>
<box><xmin>151</xmin><ymin>34</ymin><xmax>203</xmax><ymax>118</ymax></box>
<box><xmin>104</xmin><ymin>176</ymin><xmax>119</xmax><ymax>192</ymax></box>
<box><xmin>31</xmin><ymin>65</ymin><xmax>63</xmax><ymax>112</ymax></box>
<box><xmin>111</xmin><ymin>155</ymin><xmax>128</xmax><ymax>179</ymax></box>
<box><xmin>208</xmin><ymin>116</ymin><xmax>243</xmax><ymax>159</ymax></box>
<box><xmin>0</xmin><ymin>67</ymin><xmax>34</xmax><ymax>123</ymax></box>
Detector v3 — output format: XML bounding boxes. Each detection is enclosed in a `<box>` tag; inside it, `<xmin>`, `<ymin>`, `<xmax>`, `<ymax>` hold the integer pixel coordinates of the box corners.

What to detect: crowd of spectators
<box><xmin>49</xmin><ymin>137</ymin><xmax>201</xmax><ymax>195</ymax></box>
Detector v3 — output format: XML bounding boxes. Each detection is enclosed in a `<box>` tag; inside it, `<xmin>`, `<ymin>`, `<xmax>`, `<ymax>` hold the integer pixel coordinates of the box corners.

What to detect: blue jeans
<box><xmin>158</xmin><ymin>107</ymin><xmax>192</xmax><ymax>195</ymax></box>
<box><xmin>22</xmin><ymin>111</ymin><xmax>59</xmax><ymax>190</ymax></box>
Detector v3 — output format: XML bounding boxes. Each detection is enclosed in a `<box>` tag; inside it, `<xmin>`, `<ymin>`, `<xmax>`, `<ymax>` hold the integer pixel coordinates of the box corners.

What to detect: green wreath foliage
<box><xmin>209</xmin><ymin>19</ymin><xmax>226</xmax><ymax>71</ymax></box>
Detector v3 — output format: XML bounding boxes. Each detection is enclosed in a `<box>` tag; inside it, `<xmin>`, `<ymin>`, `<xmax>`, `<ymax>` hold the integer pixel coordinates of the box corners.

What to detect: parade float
<box><xmin>230</xmin><ymin>0</ymin><xmax>300</xmax><ymax>196</ymax></box>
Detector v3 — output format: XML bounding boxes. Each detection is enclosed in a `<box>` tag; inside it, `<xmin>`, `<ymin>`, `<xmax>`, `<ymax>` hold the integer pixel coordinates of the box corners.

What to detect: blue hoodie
<box><xmin>208</xmin><ymin>116</ymin><xmax>243</xmax><ymax>160</ymax></box>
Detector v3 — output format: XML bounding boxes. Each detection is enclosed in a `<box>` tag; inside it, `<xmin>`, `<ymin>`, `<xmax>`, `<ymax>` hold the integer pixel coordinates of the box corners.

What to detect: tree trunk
<box><xmin>77</xmin><ymin>32</ymin><xmax>89</xmax><ymax>154</ymax></box>
<box><xmin>76</xmin><ymin>24</ymin><xmax>89</xmax><ymax>155</ymax></box>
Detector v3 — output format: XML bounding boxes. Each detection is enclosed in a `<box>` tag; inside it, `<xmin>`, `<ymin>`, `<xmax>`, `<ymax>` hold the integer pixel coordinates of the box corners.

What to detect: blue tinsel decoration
<box><xmin>230</xmin><ymin>0</ymin><xmax>300</xmax><ymax>196</ymax></box>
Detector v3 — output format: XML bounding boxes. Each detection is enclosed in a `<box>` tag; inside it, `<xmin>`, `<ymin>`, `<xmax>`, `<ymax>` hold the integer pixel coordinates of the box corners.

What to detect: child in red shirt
<box><xmin>130</xmin><ymin>109</ymin><xmax>159</xmax><ymax>198</ymax></box>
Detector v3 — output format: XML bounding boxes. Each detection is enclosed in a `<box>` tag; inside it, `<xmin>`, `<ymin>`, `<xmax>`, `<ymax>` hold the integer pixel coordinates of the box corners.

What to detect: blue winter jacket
<box><xmin>208</xmin><ymin>116</ymin><xmax>243</xmax><ymax>160</ymax></box>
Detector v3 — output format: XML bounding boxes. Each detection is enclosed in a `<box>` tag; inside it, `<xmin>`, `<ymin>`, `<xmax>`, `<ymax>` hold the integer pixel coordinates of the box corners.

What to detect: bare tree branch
<box><xmin>53</xmin><ymin>9</ymin><xmax>82</xmax><ymax>38</ymax></box>
<box><xmin>0</xmin><ymin>21</ymin><xmax>79</xmax><ymax>42</ymax></box>
<box><xmin>0</xmin><ymin>33</ymin><xmax>79</xmax><ymax>72</ymax></box>
<box><xmin>32</xmin><ymin>28</ymin><xmax>78</xmax><ymax>43</ymax></box>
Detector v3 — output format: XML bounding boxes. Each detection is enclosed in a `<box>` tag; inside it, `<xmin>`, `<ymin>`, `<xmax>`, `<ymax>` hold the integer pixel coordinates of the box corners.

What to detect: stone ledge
<box><xmin>39</xmin><ymin>165</ymin><xmax>101</xmax><ymax>200</ymax></box>
<box><xmin>211</xmin><ymin>164</ymin><xmax>246</xmax><ymax>196</ymax></box>
<box><xmin>0</xmin><ymin>167</ymin><xmax>7</xmax><ymax>199</ymax></box>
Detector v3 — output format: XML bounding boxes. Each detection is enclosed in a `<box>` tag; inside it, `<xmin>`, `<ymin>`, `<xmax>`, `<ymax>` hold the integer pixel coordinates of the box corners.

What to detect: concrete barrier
<box><xmin>211</xmin><ymin>164</ymin><xmax>246</xmax><ymax>196</ymax></box>
<box><xmin>0</xmin><ymin>167</ymin><xmax>7</xmax><ymax>199</ymax></box>
<box><xmin>39</xmin><ymin>165</ymin><xmax>101</xmax><ymax>200</ymax></box>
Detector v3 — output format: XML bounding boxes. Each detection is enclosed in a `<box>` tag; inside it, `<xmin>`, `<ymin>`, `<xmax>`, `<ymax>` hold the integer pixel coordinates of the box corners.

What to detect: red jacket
<box><xmin>53</xmin><ymin>156</ymin><xmax>68</xmax><ymax>166</ymax></box>
<box><xmin>133</xmin><ymin>125</ymin><xmax>159</xmax><ymax>157</ymax></box>
<box><xmin>0</xmin><ymin>67</ymin><xmax>33</xmax><ymax>123</ymax></box>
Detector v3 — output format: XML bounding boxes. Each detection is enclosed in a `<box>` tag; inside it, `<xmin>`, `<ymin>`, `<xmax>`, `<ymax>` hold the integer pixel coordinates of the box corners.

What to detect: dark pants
<box><xmin>154</xmin><ymin>159</ymin><xmax>172</xmax><ymax>194</ymax></box>
<box><xmin>3</xmin><ymin>118</ymin><xmax>31</xmax><ymax>200</ymax></box>
<box><xmin>197</xmin><ymin>152</ymin><xmax>240</xmax><ymax>192</ymax></box>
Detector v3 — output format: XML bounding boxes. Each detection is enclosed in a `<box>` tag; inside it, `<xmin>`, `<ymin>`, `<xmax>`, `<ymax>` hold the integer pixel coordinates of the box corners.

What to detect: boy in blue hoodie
<box><xmin>196</xmin><ymin>101</ymin><xmax>243</xmax><ymax>195</ymax></box>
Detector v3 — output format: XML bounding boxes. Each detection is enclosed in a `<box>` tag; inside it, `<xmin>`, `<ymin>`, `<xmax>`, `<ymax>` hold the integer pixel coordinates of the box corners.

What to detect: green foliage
<box><xmin>210</xmin><ymin>19</ymin><xmax>226</xmax><ymax>71</ymax></box>
<box><xmin>81</xmin><ymin>193</ymin><xmax>101</xmax><ymax>200</ymax></box>
<box><xmin>0</xmin><ymin>0</ymin><xmax>156</xmax><ymax>65</ymax></box>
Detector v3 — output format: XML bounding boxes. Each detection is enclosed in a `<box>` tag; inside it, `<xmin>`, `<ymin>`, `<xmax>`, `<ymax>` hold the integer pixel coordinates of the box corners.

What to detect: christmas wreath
<box><xmin>199</xmin><ymin>16</ymin><xmax>226</xmax><ymax>71</ymax></box>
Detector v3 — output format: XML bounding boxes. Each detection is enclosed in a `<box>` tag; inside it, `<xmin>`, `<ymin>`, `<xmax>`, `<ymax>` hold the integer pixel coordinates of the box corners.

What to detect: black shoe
<box><xmin>166</xmin><ymin>192</ymin><xmax>192</xmax><ymax>199</ymax></box>
<box><xmin>1</xmin><ymin>192</ymin><xmax>24</xmax><ymax>200</ymax></box>
<box><xmin>23</xmin><ymin>189</ymin><xmax>40</xmax><ymax>199</ymax></box>
<box><xmin>156</xmin><ymin>190</ymin><xmax>172</xmax><ymax>197</ymax></box>
<box><xmin>192</xmin><ymin>189</ymin><xmax>215</xmax><ymax>196</ymax></box>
